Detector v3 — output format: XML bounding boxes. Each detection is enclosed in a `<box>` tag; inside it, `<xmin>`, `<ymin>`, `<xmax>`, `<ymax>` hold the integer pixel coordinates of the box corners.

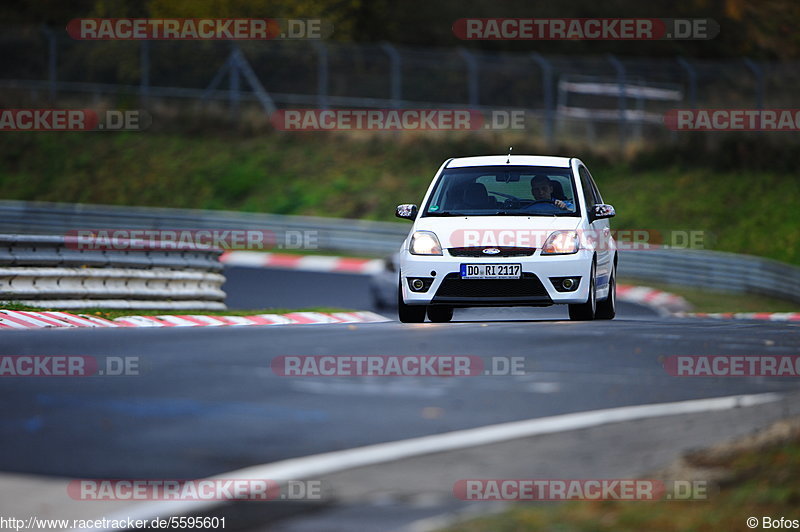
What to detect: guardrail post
<box><xmin>140</xmin><ymin>40</ymin><xmax>150</xmax><ymax>107</ymax></box>
<box><xmin>530</xmin><ymin>53</ymin><xmax>554</xmax><ymax>149</ymax></box>
<box><xmin>40</xmin><ymin>26</ymin><xmax>57</xmax><ymax>102</ymax></box>
<box><xmin>676</xmin><ymin>56</ymin><xmax>697</xmax><ymax>109</ymax></box>
<box><xmin>607</xmin><ymin>54</ymin><xmax>627</xmax><ymax>152</ymax></box>
<box><xmin>556</xmin><ymin>75</ymin><xmax>567</xmax><ymax>138</ymax></box>
<box><xmin>202</xmin><ymin>55</ymin><xmax>232</xmax><ymax>102</ymax></box>
<box><xmin>743</xmin><ymin>58</ymin><xmax>765</xmax><ymax>109</ymax></box>
<box><xmin>381</xmin><ymin>43</ymin><xmax>402</xmax><ymax>108</ymax></box>
<box><xmin>229</xmin><ymin>44</ymin><xmax>241</xmax><ymax>120</ymax></box>
<box><xmin>232</xmin><ymin>48</ymin><xmax>278</xmax><ymax>115</ymax></box>
<box><xmin>744</xmin><ymin>58</ymin><xmax>765</xmax><ymax>129</ymax></box>
<box><xmin>312</xmin><ymin>41</ymin><xmax>329</xmax><ymax>110</ymax></box>
<box><xmin>634</xmin><ymin>82</ymin><xmax>644</xmax><ymax>139</ymax></box>
<box><xmin>458</xmin><ymin>48</ymin><xmax>479</xmax><ymax>107</ymax></box>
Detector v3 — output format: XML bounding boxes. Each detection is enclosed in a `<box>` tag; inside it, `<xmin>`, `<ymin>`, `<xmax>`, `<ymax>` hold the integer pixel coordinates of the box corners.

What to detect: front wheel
<box><xmin>595</xmin><ymin>266</ymin><xmax>616</xmax><ymax>320</ymax></box>
<box><xmin>398</xmin><ymin>280</ymin><xmax>426</xmax><ymax>323</ymax></box>
<box><xmin>568</xmin><ymin>263</ymin><xmax>596</xmax><ymax>321</ymax></box>
<box><xmin>427</xmin><ymin>306</ymin><xmax>453</xmax><ymax>323</ymax></box>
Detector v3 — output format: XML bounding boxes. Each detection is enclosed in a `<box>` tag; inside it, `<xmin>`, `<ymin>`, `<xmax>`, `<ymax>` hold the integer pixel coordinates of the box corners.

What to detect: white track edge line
<box><xmin>74</xmin><ymin>391</ymin><xmax>781</xmax><ymax>531</ymax></box>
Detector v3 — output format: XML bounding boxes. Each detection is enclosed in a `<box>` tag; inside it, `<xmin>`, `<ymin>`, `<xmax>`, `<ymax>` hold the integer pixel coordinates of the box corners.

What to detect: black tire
<box><xmin>398</xmin><ymin>279</ymin><xmax>426</xmax><ymax>323</ymax></box>
<box><xmin>427</xmin><ymin>306</ymin><xmax>453</xmax><ymax>323</ymax></box>
<box><xmin>568</xmin><ymin>262</ymin><xmax>597</xmax><ymax>321</ymax></box>
<box><xmin>595</xmin><ymin>266</ymin><xmax>616</xmax><ymax>320</ymax></box>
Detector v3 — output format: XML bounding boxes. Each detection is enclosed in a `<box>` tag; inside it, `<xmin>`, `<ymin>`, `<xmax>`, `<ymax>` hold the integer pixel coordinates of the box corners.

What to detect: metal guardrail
<box><xmin>618</xmin><ymin>248</ymin><xmax>800</xmax><ymax>305</ymax></box>
<box><xmin>0</xmin><ymin>200</ymin><xmax>408</xmax><ymax>256</ymax></box>
<box><xmin>0</xmin><ymin>200</ymin><xmax>798</xmax><ymax>306</ymax></box>
<box><xmin>0</xmin><ymin>233</ymin><xmax>226</xmax><ymax>309</ymax></box>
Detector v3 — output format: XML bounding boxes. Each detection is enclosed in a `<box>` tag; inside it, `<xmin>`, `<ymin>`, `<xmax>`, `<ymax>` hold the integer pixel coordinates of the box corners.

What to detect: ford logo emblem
<box><xmin>482</xmin><ymin>248</ymin><xmax>501</xmax><ymax>255</ymax></box>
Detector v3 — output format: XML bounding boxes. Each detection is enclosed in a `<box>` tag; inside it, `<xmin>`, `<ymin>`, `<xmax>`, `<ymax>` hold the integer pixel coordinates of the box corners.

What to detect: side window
<box><xmin>578</xmin><ymin>166</ymin><xmax>597</xmax><ymax>209</ymax></box>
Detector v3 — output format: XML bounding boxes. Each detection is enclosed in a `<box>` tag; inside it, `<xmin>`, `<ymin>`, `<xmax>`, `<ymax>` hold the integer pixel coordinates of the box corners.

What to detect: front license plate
<box><xmin>460</xmin><ymin>264</ymin><xmax>521</xmax><ymax>279</ymax></box>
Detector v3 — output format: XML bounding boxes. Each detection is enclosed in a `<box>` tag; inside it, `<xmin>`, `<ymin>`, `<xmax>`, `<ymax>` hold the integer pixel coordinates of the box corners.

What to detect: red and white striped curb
<box><xmin>616</xmin><ymin>284</ymin><xmax>691</xmax><ymax>314</ymax></box>
<box><xmin>0</xmin><ymin>310</ymin><xmax>389</xmax><ymax>330</ymax></box>
<box><xmin>616</xmin><ymin>285</ymin><xmax>800</xmax><ymax>321</ymax></box>
<box><xmin>673</xmin><ymin>311</ymin><xmax>800</xmax><ymax>322</ymax></box>
<box><xmin>220</xmin><ymin>251</ymin><xmax>384</xmax><ymax>274</ymax></box>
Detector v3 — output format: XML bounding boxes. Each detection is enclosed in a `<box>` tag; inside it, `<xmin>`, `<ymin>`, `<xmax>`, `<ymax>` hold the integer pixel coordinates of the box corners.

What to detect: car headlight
<box><xmin>541</xmin><ymin>230</ymin><xmax>579</xmax><ymax>255</ymax></box>
<box><xmin>409</xmin><ymin>231</ymin><xmax>443</xmax><ymax>255</ymax></box>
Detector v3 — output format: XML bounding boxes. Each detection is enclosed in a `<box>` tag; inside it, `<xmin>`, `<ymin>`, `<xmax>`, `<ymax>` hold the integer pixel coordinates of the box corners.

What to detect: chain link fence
<box><xmin>2</xmin><ymin>26</ymin><xmax>800</xmax><ymax>147</ymax></box>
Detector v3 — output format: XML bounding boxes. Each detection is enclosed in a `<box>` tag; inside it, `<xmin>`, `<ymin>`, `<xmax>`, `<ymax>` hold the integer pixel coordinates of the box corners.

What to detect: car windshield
<box><xmin>423</xmin><ymin>165</ymin><xmax>579</xmax><ymax>217</ymax></box>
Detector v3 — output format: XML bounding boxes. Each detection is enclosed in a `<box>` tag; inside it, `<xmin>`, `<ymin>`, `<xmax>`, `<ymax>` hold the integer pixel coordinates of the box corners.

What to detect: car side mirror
<box><xmin>592</xmin><ymin>203</ymin><xmax>615</xmax><ymax>220</ymax></box>
<box><xmin>395</xmin><ymin>204</ymin><xmax>418</xmax><ymax>220</ymax></box>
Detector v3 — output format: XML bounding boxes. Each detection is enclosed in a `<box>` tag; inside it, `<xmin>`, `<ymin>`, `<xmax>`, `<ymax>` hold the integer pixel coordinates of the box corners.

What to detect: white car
<box><xmin>395</xmin><ymin>155</ymin><xmax>617</xmax><ymax>323</ymax></box>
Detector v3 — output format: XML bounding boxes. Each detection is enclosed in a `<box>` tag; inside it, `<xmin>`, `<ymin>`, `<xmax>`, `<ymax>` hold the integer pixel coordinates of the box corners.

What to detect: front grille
<box><xmin>434</xmin><ymin>272</ymin><xmax>548</xmax><ymax>298</ymax></box>
<box><xmin>448</xmin><ymin>246</ymin><xmax>536</xmax><ymax>257</ymax></box>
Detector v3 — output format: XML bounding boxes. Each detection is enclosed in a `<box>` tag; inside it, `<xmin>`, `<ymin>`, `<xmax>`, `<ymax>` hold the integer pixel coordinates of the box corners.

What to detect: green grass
<box><xmin>443</xmin><ymin>432</ymin><xmax>800</xmax><ymax>532</ymax></box>
<box><xmin>619</xmin><ymin>277</ymin><xmax>799</xmax><ymax>313</ymax></box>
<box><xmin>601</xmin><ymin>167</ymin><xmax>800</xmax><ymax>265</ymax></box>
<box><xmin>1</xmin><ymin>132</ymin><xmax>799</xmax><ymax>264</ymax></box>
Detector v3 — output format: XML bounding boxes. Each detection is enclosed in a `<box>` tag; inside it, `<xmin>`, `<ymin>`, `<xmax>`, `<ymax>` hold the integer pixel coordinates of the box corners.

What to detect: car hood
<box><xmin>412</xmin><ymin>215</ymin><xmax>581</xmax><ymax>249</ymax></box>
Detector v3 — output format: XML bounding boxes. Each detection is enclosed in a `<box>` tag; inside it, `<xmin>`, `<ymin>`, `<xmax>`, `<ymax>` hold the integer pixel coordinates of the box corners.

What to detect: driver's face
<box><xmin>531</xmin><ymin>182</ymin><xmax>553</xmax><ymax>200</ymax></box>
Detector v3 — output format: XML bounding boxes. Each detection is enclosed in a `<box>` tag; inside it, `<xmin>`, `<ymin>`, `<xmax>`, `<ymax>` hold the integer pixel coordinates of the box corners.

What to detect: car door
<box><xmin>578</xmin><ymin>165</ymin><xmax>612</xmax><ymax>292</ymax></box>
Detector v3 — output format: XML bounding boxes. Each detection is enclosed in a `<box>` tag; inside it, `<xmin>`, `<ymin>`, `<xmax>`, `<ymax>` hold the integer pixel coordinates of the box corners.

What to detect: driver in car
<box><xmin>530</xmin><ymin>175</ymin><xmax>574</xmax><ymax>210</ymax></box>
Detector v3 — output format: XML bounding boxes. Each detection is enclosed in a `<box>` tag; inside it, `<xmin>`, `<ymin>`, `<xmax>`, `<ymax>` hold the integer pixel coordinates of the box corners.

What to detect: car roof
<box><xmin>446</xmin><ymin>155</ymin><xmax>573</xmax><ymax>168</ymax></box>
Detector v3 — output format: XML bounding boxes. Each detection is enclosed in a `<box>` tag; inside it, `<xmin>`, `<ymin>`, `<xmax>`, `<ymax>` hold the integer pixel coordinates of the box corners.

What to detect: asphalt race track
<box><xmin>222</xmin><ymin>266</ymin><xmax>378</xmax><ymax>311</ymax></box>
<box><xmin>221</xmin><ymin>265</ymin><xmax>655</xmax><ymax>319</ymax></box>
<box><xmin>1</xmin><ymin>266</ymin><xmax>799</xmax><ymax>484</ymax></box>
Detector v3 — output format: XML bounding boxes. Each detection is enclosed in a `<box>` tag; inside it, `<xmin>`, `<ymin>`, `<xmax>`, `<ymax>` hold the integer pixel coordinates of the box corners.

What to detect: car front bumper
<box><xmin>400</xmin><ymin>250</ymin><xmax>593</xmax><ymax>307</ymax></box>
